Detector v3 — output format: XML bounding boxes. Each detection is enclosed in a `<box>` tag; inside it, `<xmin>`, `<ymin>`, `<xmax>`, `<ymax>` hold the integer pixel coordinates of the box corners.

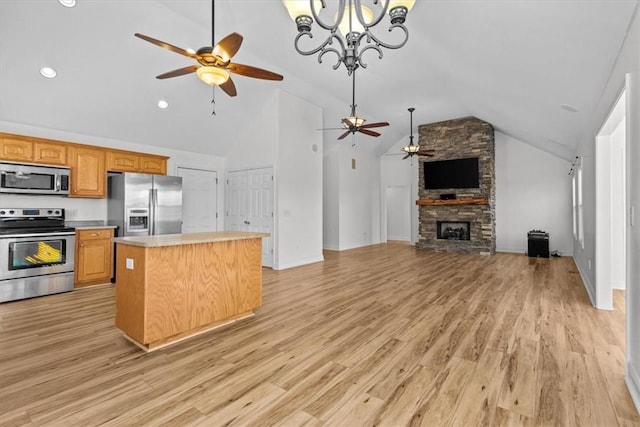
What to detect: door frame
<box><xmin>595</xmin><ymin>87</ymin><xmax>627</xmax><ymax>310</ymax></box>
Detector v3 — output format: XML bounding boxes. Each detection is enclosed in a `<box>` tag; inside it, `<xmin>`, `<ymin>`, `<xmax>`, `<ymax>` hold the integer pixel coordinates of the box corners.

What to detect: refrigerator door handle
<box><xmin>149</xmin><ymin>188</ymin><xmax>156</xmax><ymax>235</ymax></box>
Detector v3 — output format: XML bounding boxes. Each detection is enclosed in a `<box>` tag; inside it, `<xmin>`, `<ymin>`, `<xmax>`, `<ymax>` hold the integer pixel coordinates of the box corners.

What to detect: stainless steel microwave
<box><xmin>0</xmin><ymin>162</ymin><xmax>70</xmax><ymax>196</ymax></box>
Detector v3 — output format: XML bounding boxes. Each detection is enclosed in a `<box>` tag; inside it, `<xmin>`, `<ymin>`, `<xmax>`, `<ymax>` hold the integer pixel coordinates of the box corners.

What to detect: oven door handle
<box><xmin>2</xmin><ymin>231</ymin><xmax>75</xmax><ymax>239</ymax></box>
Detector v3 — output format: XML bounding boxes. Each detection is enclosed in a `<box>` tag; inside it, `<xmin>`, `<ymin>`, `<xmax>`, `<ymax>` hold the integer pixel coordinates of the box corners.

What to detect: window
<box><xmin>577</xmin><ymin>157</ymin><xmax>584</xmax><ymax>249</ymax></box>
<box><xmin>572</xmin><ymin>174</ymin><xmax>577</xmax><ymax>240</ymax></box>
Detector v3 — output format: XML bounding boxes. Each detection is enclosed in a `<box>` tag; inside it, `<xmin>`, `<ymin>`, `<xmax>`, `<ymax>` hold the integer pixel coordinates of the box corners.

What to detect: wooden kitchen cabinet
<box><xmin>75</xmin><ymin>228</ymin><xmax>114</xmax><ymax>287</ymax></box>
<box><xmin>138</xmin><ymin>154</ymin><xmax>167</xmax><ymax>175</ymax></box>
<box><xmin>67</xmin><ymin>146</ymin><xmax>106</xmax><ymax>198</ymax></box>
<box><xmin>1</xmin><ymin>132</ymin><xmax>170</xmax><ymax>197</ymax></box>
<box><xmin>0</xmin><ymin>135</ymin><xmax>33</xmax><ymax>162</ymax></box>
<box><xmin>107</xmin><ymin>150</ymin><xmax>167</xmax><ymax>175</ymax></box>
<box><xmin>106</xmin><ymin>151</ymin><xmax>139</xmax><ymax>172</ymax></box>
<box><xmin>34</xmin><ymin>141</ymin><xmax>67</xmax><ymax>165</ymax></box>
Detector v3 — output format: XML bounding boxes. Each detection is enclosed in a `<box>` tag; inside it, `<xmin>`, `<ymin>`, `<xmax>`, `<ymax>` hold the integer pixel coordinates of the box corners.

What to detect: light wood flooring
<box><xmin>0</xmin><ymin>242</ymin><xmax>638</xmax><ymax>426</ymax></box>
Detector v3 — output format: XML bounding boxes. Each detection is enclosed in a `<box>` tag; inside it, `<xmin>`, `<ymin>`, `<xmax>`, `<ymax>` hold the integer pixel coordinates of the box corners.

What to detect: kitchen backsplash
<box><xmin>0</xmin><ymin>194</ymin><xmax>107</xmax><ymax>221</ymax></box>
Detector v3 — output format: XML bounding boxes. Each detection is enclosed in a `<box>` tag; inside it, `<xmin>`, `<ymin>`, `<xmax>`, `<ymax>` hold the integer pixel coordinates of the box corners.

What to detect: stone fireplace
<box><xmin>416</xmin><ymin>116</ymin><xmax>495</xmax><ymax>254</ymax></box>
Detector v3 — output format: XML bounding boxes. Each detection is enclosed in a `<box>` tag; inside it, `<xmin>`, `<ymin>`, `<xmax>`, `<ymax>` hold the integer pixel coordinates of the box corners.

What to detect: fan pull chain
<box><xmin>211</xmin><ymin>86</ymin><xmax>216</xmax><ymax>116</ymax></box>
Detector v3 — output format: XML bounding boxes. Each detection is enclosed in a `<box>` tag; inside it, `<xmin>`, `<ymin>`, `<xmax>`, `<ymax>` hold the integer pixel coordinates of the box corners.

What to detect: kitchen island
<box><xmin>112</xmin><ymin>231</ymin><xmax>268</xmax><ymax>352</ymax></box>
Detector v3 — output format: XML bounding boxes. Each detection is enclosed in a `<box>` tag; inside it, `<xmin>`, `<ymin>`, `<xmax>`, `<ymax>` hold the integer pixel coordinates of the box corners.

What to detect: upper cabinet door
<box><xmin>139</xmin><ymin>155</ymin><xmax>167</xmax><ymax>175</ymax></box>
<box><xmin>34</xmin><ymin>141</ymin><xmax>67</xmax><ymax>165</ymax></box>
<box><xmin>68</xmin><ymin>146</ymin><xmax>106</xmax><ymax>198</ymax></box>
<box><xmin>106</xmin><ymin>151</ymin><xmax>140</xmax><ymax>173</ymax></box>
<box><xmin>0</xmin><ymin>135</ymin><xmax>33</xmax><ymax>162</ymax></box>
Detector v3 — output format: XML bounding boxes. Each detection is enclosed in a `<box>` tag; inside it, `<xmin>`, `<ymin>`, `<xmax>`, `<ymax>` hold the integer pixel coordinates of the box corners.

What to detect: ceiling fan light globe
<box><xmin>196</xmin><ymin>66</ymin><xmax>230</xmax><ymax>86</ymax></box>
<box><xmin>345</xmin><ymin>116</ymin><xmax>365</xmax><ymax>127</ymax></box>
<box><xmin>403</xmin><ymin>144</ymin><xmax>420</xmax><ymax>154</ymax></box>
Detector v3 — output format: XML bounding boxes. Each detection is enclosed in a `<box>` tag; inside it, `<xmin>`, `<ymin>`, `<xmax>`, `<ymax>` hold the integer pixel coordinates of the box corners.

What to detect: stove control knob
<box><xmin>9</xmin><ymin>210</ymin><xmax>14</xmax><ymax>215</ymax></box>
<box><xmin>0</xmin><ymin>210</ymin><xmax>4</xmax><ymax>215</ymax></box>
<box><xmin>48</xmin><ymin>210</ymin><xmax>53</xmax><ymax>214</ymax></box>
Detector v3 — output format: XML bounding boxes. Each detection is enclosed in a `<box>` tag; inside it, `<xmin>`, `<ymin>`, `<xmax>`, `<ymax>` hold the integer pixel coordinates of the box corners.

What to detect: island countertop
<box><xmin>112</xmin><ymin>231</ymin><xmax>269</xmax><ymax>248</ymax></box>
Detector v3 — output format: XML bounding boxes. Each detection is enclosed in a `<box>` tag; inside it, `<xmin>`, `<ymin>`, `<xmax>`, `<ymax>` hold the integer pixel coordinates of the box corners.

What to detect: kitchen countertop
<box><xmin>66</xmin><ymin>220</ymin><xmax>117</xmax><ymax>230</ymax></box>
<box><xmin>112</xmin><ymin>231</ymin><xmax>269</xmax><ymax>248</ymax></box>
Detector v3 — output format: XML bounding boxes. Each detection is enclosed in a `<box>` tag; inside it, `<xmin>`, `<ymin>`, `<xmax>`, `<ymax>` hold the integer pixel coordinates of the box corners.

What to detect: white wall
<box><xmin>573</xmin><ymin>5</ymin><xmax>640</xmax><ymax>412</ymax></box>
<box><xmin>225</xmin><ymin>90</ymin><xmax>279</xmax><ymax>171</ymax></box>
<box><xmin>323</xmin><ymin>149</ymin><xmax>340</xmax><ymax>250</ymax></box>
<box><xmin>275</xmin><ymin>90</ymin><xmax>324</xmax><ymax>269</ymax></box>
<box><xmin>0</xmin><ymin>120</ymin><xmax>226</xmax><ymax>228</ymax></box>
<box><xmin>337</xmin><ymin>142</ymin><xmax>381</xmax><ymax>250</ymax></box>
<box><xmin>495</xmin><ymin>132</ymin><xmax>573</xmax><ymax>255</ymax></box>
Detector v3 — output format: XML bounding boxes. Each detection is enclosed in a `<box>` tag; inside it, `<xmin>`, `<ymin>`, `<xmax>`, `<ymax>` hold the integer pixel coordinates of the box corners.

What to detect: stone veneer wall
<box><xmin>417</xmin><ymin>116</ymin><xmax>496</xmax><ymax>253</ymax></box>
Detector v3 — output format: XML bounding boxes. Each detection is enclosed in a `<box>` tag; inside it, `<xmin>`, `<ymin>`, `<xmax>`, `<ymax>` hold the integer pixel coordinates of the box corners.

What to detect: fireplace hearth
<box><xmin>437</xmin><ymin>221</ymin><xmax>470</xmax><ymax>240</ymax></box>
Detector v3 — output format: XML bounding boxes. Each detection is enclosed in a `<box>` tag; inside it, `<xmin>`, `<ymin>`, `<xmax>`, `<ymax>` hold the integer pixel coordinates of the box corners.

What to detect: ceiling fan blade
<box><xmin>358</xmin><ymin>128</ymin><xmax>381</xmax><ymax>137</ymax></box>
<box><xmin>228</xmin><ymin>63</ymin><xmax>283</xmax><ymax>81</ymax></box>
<box><xmin>212</xmin><ymin>33</ymin><xmax>243</xmax><ymax>62</ymax></box>
<box><xmin>417</xmin><ymin>150</ymin><xmax>435</xmax><ymax>157</ymax></box>
<box><xmin>219</xmin><ymin>77</ymin><xmax>237</xmax><ymax>97</ymax></box>
<box><xmin>317</xmin><ymin>127</ymin><xmax>348</xmax><ymax>130</ymax></box>
<box><xmin>337</xmin><ymin>131</ymin><xmax>351</xmax><ymax>140</ymax></box>
<box><xmin>134</xmin><ymin>33</ymin><xmax>197</xmax><ymax>59</ymax></box>
<box><xmin>360</xmin><ymin>121</ymin><xmax>389</xmax><ymax>129</ymax></box>
<box><xmin>403</xmin><ymin>153</ymin><xmax>410</xmax><ymax>160</ymax></box>
<box><xmin>156</xmin><ymin>65</ymin><xmax>199</xmax><ymax>79</ymax></box>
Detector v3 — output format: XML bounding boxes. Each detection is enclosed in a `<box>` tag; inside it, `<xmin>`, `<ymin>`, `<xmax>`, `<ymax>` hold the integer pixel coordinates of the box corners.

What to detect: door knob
<box><xmin>244</xmin><ymin>220</ymin><xmax>250</xmax><ymax>225</ymax></box>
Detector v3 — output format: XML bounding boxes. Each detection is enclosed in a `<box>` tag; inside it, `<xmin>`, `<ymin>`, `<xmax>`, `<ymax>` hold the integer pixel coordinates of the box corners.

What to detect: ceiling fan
<box><xmin>323</xmin><ymin>70</ymin><xmax>390</xmax><ymax>140</ymax></box>
<box><xmin>402</xmin><ymin>107</ymin><xmax>435</xmax><ymax>159</ymax></box>
<box><xmin>134</xmin><ymin>0</ymin><xmax>283</xmax><ymax>98</ymax></box>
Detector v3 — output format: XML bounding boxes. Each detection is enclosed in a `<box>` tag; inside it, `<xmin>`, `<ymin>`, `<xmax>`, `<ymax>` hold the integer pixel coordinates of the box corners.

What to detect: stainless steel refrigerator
<box><xmin>107</xmin><ymin>173</ymin><xmax>182</xmax><ymax>237</ymax></box>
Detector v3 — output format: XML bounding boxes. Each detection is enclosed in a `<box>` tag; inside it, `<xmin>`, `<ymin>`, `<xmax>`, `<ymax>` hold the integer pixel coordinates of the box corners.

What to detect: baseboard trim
<box><xmin>574</xmin><ymin>256</ymin><xmax>596</xmax><ymax>307</ymax></box>
<box><xmin>612</xmin><ymin>280</ymin><xmax>626</xmax><ymax>290</ymax></box>
<box><xmin>626</xmin><ymin>361</ymin><xmax>640</xmax><ymax>414</ymax></box>
<box><xmin>273</xmin><ymin>255</ymin><xmax>324</xmax><ymax>271</ymax></box>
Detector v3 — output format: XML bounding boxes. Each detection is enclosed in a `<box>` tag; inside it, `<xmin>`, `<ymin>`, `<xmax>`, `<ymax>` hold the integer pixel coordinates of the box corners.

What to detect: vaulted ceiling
<box><xmin>0</xmin><ymin>1</ymin><xmax>637</xmax><ymax>161</ymax></box>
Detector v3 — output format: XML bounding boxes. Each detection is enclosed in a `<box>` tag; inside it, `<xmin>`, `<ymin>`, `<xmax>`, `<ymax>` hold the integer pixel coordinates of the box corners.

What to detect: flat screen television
<box><xmin>424</xmin><ymin>157</ymin><xmax>480</xmax><ymax>189</ymax></box>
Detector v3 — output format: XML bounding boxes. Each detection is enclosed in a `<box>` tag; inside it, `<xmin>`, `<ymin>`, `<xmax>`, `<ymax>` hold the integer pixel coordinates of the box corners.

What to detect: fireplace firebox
<box><xmin>437</xmin><ymin>221</ymin><xmax>470</xmax><ymax>240</ymax></box>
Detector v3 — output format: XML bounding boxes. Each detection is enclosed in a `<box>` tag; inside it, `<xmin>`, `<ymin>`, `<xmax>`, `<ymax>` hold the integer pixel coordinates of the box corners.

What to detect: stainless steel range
<box><xmin>0</xmin><ymin>208</ymin><xmax>75</xmax><ymax>302</ymax></box>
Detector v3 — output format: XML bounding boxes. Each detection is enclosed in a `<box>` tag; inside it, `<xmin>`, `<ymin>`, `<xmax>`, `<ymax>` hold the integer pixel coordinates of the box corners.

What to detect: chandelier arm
<box><xmin>319</xmin><ymin>47</ymin><xmax>346</xmax><ymax>70</ymax></box>
<box><xmin>365</xmin><ymin>23</ymin><xmax>410</xmax><ymax>50</ymax></box>
<box><xmin>294</xmin><ymin>32</ymin><xmax>346</xmax><ymax>70</ymax></box>
<box><xmin>356</xmin><ymin>43</ymin><xmax>383</xmax><ymax>69</ymax></box>
<box><xmin>310</xmin><ymin>0</ymin><xmax>344</xmax><ymax>32</ymax></box>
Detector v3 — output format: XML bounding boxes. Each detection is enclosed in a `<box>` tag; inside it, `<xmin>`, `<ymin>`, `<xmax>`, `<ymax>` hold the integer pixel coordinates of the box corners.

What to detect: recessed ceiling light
<box><xmin>560</xmin><ymin>104</ymin><xmax>579</xmax><ymax>113</ymax></box>
<box><xmin>157</xmin><ymin>100</ymin><xmax>169</xmax><ymax>109</ymax></box>
<box><xmin>58</xmin><ymin>0</ymin><xmax>76</xmax><ymax>7</ymax></box>
<box><xmin>40</xmin><ymin>67</ymin><xmax>57</xmax><ymax>78</ymax></box>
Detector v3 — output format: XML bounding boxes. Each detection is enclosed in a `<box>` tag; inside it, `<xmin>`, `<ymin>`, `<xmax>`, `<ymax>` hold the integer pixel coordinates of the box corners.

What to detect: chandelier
<box><xmin>282</xmin><ymin>0</ymin><xmax>416</xmax><ymax>75</ymax></box>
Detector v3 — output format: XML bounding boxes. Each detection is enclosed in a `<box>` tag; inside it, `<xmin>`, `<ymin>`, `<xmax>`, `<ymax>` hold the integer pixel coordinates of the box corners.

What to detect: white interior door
<box><xmin>226</xmin><ymin>168</ymin><xmax>274</xmax><ymax>267</ymax></box>
<box><xmin>177</xmin><ymin>167</ymin><xmax>218</xmax><ymax>233</ymax></box>
<box><xmin>386</xmin><ymin>186</ymin><xmax>411</xmax><ymax>241</ymax></box>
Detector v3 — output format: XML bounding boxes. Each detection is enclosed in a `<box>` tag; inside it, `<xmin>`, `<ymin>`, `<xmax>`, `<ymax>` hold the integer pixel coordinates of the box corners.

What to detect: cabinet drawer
<box><xmin>77</xmin><ymin>229</ymin><xmax>113</xmax><ymax>240</ymax></box>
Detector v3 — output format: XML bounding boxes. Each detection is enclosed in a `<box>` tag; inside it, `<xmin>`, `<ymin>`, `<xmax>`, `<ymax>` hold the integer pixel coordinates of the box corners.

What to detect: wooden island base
<box><xmin>113</xmin><ymin>231</ymin><xmax>268</xmax><ymax>352</ymax></box>
<box><xmin>123</xmin><ymin>311</ymin><xmax>254</xmax><ymax>353</ymax></box>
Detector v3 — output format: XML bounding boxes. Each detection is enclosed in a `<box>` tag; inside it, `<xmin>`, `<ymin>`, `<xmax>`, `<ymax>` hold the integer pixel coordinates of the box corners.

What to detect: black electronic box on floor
<box><xmin>527</xmin><ymin>230</ymin><xmax>549</xmax><ymax>258</ymax></box>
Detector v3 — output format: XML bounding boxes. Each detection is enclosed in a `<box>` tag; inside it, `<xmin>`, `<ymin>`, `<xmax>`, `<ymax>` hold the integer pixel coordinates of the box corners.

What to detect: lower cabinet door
<box><xmin>75</xmin><ymin>230</ymin><xmax>113</xmax><ymax>287</ymax></box>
